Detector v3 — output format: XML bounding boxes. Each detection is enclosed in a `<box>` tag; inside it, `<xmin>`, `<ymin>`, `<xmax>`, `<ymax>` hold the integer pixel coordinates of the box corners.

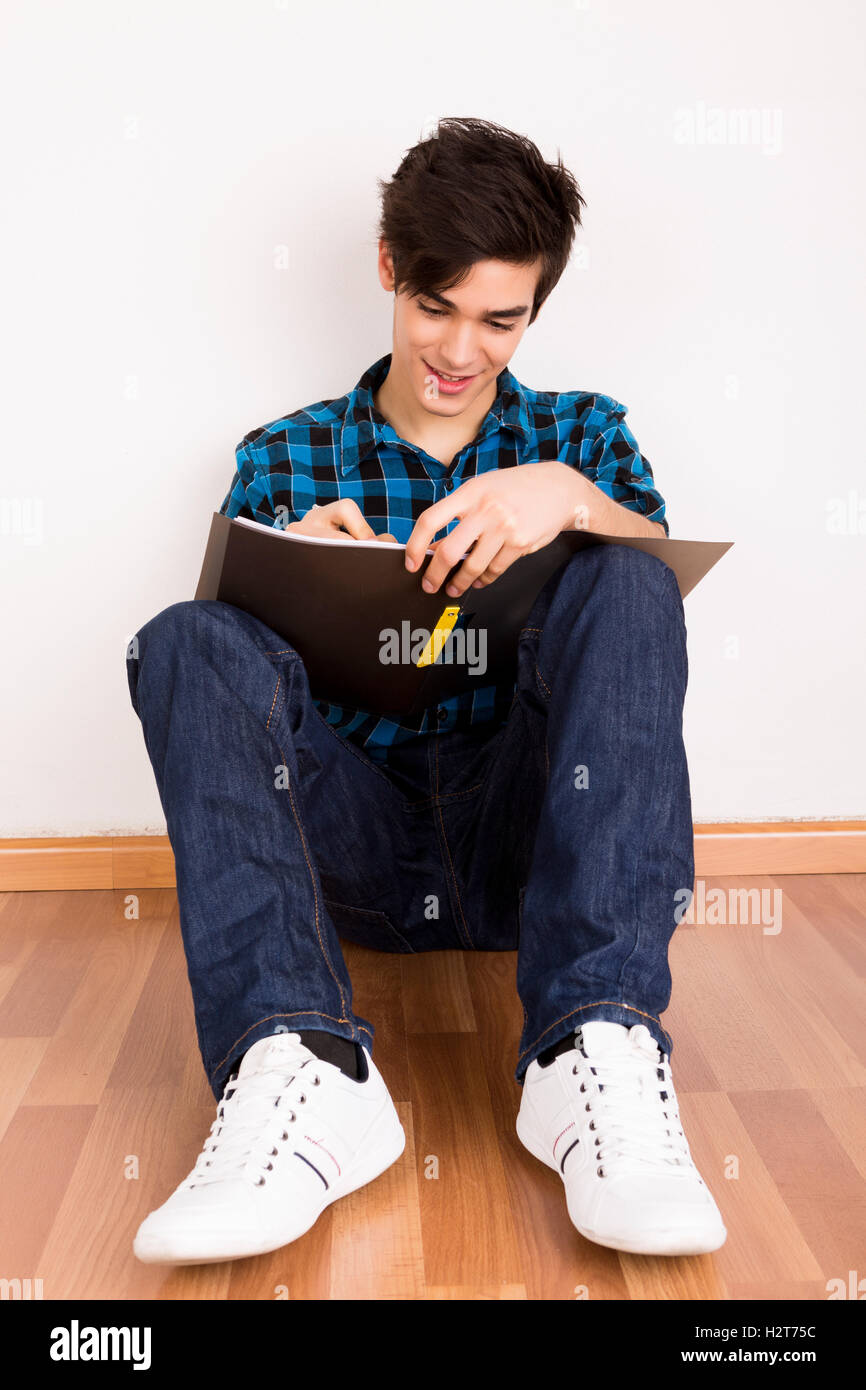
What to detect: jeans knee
<box><xmin>127</xmin><ymin>599</ymin><xmax>300</xmax><ymax>698</ymax></box>
<box><xmin>130</xmin><ymin>600</ymin><xmax>192</xmax><ymax>656</ymax></box>
<box><xmin>575</xmin><ymin>542</ymin><xmax>681</xmax><ymax>611</ymax></box>
<box><xmin>137</xmin><ymin>599</ymin><xmax>248</xmax><ymax>651</ymax></box>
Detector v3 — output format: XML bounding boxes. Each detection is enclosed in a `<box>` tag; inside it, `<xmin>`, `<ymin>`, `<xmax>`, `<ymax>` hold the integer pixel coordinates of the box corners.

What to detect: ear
<box><xmin>377</xmin><ymin>239</ymin><xmax>396</xmax><ymax>293</ymax></box>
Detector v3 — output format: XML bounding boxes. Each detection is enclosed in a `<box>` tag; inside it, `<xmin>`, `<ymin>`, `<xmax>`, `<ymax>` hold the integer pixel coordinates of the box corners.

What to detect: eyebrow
<box><xmin>418</xmin><ymin>289</ymin><xmax>530</xmax><ymax>319</ymax></box>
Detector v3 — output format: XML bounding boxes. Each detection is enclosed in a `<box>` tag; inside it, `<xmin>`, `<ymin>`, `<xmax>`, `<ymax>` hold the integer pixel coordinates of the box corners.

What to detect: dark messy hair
<box><xmin>376</xmin><ymin>117</ymin><xmax>585</xmax><ymax>325</ymax></box>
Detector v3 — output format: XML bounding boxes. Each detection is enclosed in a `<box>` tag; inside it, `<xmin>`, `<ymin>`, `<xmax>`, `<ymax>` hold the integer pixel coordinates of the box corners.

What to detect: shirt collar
<box><xmin>339</xmin><ymin>352</ymin><xmax>532</xmax><ymax>477</ymax></box>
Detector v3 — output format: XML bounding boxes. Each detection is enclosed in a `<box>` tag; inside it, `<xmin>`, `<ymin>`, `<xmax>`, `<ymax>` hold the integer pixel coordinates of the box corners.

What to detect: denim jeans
<box><xmin>126</xmin><ymin>543</ymin><xmax>694</xmax><ymax>1103</ymax></box>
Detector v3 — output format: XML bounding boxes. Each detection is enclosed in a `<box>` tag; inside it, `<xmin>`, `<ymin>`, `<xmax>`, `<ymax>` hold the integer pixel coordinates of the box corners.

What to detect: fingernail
<box><xmin>405</xmin><ymin>557</ymin><xmax>416</xmax><ymax>571</ymax></box>
<box><xmin>422</xmin><ymin>579</ymin><xmax>434</xmax><ymax>592</ymax></box>
<box><xmin>446</xmin><ymin>584</ymin><xmax>459</xmax><ymax>597</ymax></box>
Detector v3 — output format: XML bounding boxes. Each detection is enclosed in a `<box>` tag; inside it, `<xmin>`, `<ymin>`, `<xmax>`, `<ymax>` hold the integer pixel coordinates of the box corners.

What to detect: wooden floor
<box><xmin>0</xmin><ymin>874</ymin><xmax>864</xmax><ymax>1301</ymax></box>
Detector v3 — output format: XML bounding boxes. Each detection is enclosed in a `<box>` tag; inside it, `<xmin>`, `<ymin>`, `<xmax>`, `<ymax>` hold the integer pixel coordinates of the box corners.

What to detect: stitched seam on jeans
<box><xmin>535</xmin><ymin>664</ymin><xmax>552</xmax><ymax>700</ymax></box>
<box><xmin>619</xmin><ymin>611</ymin><xmax>666</xmax><ymax>1000</ymax></box>
<box><xmin>212</xmin><ymin>1011</ymin><xmax>372</xmax><ymax>1083</ymax></box>
<box><xmin>262</xmin><ymin>646</ymin><xmax>401</xmax><ymax>796</ymax></box>
<box><xmin>266</xmin><ymin>673</ymin><xmax>282</xmax><ymax>730</ymax></box>
<box><xmin>272</xmin><ymin>678</ymin><xmax>287</xmax><ymax>734</ymax></box>
<box><xmin>433</xmin><ymin>734</ymin><xmax>474</xmax><ymax>950</ymax></box>
<box><xmin>267</xmin><ymin>708</ymin><xmax>351</xmax><ymax>1020</ymax></box>
<box><xmin>281</xmin><ymin>740</ymin><xmax>350</xmax><ymax>1016</ymax></box>
<box><xmin>323</xmin><ymin>899</ymin><xmax>415</xmax><ymax>953</ymax></box>
<box><xmin>402</xmin><ymin>782</ymin><xmax>484</xmax><ymax>810</ymax></box>
<box><xmin>518</xmin><ymin>1002</ymin><xmax>668</xmax><ymax>1065</ymax></box>
<box><xmin>307</xmin><ymin>698</ymin><xmax>406</xmax><ymax>793</ymax></box>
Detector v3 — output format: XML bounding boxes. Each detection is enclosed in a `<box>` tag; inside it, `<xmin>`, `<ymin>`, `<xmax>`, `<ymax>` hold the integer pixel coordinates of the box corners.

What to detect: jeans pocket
<box><xmin>323</xmin><ymin>899</ymin><xmax>415</xmax><ymax>954</ymax></box>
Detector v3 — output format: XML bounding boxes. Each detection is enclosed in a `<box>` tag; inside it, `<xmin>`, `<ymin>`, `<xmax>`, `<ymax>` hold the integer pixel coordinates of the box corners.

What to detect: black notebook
<box><xmin>194</xmin><ymin>513</ymin><xmax>732</xmax><ymax>717</ymax></box>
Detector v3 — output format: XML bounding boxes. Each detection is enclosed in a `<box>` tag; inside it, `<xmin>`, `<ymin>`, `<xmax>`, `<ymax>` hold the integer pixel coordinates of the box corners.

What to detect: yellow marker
<box><xmin>416</xmin><ymin>605</ymin><xmax>461</xmax><ymax>667</ymax></box>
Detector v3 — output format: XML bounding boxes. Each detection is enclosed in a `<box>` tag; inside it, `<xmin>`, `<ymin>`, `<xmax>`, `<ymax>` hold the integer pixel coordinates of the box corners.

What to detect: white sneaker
<box><xmin>516</xmin><ymin>1021</ymin><xmax>727</xmax><ymax>1256</ymax></box>
<box><xmin>133</xmin><ymin>1031</ymin><xmax>405</xmax><ymax>1264</ymax></box>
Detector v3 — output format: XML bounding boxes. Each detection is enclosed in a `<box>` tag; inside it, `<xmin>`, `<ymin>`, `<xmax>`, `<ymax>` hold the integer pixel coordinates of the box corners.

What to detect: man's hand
<box><xmin>284</xmin><ymin>499</ymin><xmax>396</xmax><ymax>542</ymax></box>
<box><xmin>404</xmin><ymin>461</ymin><xmax>595</xmax><ymax>597</ymax></box>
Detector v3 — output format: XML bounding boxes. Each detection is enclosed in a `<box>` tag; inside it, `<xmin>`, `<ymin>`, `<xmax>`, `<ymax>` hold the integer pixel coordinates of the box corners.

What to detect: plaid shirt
<box><xmin>219</xmin><ymin>352</ymin><xmax>668</xmax><ymax>762</ymax></box>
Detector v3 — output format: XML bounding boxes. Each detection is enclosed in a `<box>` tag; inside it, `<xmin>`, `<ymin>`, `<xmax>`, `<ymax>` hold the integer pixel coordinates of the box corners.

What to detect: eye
<box><xmin>418</xmin><ymin>302</ymin><xmax>515</xmax><ymax>333</ymax></box>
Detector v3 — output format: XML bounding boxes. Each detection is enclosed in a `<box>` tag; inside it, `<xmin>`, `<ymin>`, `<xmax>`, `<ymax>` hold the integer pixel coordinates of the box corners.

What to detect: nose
<box><xmin>439</xmin><ymin>319</ymin><xmax>481</xmax><ymax>372</ymax></box>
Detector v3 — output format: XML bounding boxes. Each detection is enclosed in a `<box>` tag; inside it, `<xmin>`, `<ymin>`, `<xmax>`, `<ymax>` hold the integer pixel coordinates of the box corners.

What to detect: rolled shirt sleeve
<box><xmin>218</xmin><ymin>440</ymin><xmax>278</xmax><ymax>526</ymax></box>
<box><xmin>580</xmin><ymin>397</ymin><xmax>669</xmax><ymax>537</ymax></box>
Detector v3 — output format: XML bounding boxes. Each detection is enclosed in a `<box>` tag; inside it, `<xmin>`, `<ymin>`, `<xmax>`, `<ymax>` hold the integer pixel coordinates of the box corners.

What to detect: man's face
<box><xmin>378</xmin><ymin>242</ymin><xmax>541</xmax><ymax>416</ymax></box>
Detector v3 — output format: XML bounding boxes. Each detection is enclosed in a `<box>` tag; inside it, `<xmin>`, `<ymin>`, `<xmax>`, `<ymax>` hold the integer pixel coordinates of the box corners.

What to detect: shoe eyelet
<box><xmin>270</xmin><ymin>1147</ymin><xmax>278</xmax><ymax>1156</ymax></box>
<box><xmin>585</xmin><ymin>1102</ymin><xmax>591</xmax><ymax>1112</ymax></box>
<box><xmin>313</xmin><ymin>1076</ymin><xmax>320</xmax><ymax>1085</ymax></box>
<box><xmin>597</xmin><ymin>1166</ymin><xmax>605</xmax><ymax>1178</ymax></box>
<box><xmin>281</xmin><ymin>1131</ymin><xmax>288</xmax><ymax>1141</ymax></box>
<box><xmin>572</xmin><ymin>1064</ymin><xmax>578</xmax><ymax>1074</ymax></box>
<box><xmin>299</xmin><ymin>1094</ymin><xmax>306</xmax><ymax>1104</ymax></box>
<box><xmin>290</xmin><ymin>1112</ymin><xmax>297</xmax><ymax>1122</ymax></box>
<box><xmin>588</xmin><ymin>1120</ymin><xmax>595</xmax><ymax>1130</ymax></box>
<box><xmin>266</xmin><ymin>1162</ymin><xmax>273</xmax><ymax>1171</ymax></box>
<box><xmin>256</xmin><ymin>1177</ymin><xmax>265</xmax><ymax>1186</ymax></box>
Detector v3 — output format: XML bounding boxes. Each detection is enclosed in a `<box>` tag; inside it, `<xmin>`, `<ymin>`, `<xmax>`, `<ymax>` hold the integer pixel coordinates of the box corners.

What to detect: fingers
<box><xmin>405</xmin><ymin>496</ymin><xmax>462</xmax><ymax>572</ymax></box>
<box><xmin>467</xmin><ymin>542</ymin><xmax>525</xmax><ymax>588</ymax></box>
<box><xmin>418</xmin><ymin>515</ymin><xmax>485</xmax><ymax>594</ymax></box>
<box><xmin>438</xmin><ymin>531</ymin><xmax>511</xmax><ymax>598</ymax></box>
<box><xmin>290</xmin><ymin>504</ymin><xmax>397</xmax><ymax>543</ymax></box>
<box><xmin>330</xmin><ymin>498</ymin><xmax>377</xmax><ymax>539</ymax></box>
<box><xmin>468</xmin><ymin>529</ymin><xmax>559</xmax><ymax>588</ymax></box>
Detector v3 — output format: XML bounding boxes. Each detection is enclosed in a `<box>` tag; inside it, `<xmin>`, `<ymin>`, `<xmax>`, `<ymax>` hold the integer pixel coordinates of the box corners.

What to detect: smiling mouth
<box><xmin>423</xmin><ymin>359</ymin><xmax>478</xmax><ymax>382</ymax></box>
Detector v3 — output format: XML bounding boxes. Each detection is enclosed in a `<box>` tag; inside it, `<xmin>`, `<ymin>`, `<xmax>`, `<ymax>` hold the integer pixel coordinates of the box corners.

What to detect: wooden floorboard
<box><xmin>0</xmin><ymin>875</ymin><xmax>863</xmax><ymax>1301</ymax></box>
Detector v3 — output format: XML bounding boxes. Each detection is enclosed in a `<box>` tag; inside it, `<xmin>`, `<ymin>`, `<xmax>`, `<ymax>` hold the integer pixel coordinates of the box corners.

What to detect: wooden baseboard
<box><xmin>0</xmin><ymin>823</ymin><xmax>863</xmax><ymax>891</ymax></box>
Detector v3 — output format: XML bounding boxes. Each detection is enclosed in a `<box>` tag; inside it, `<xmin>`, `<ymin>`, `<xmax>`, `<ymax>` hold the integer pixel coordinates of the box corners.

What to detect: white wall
<box><xmin>1</xmin><ymin>0</ymin><xmax>863</xmax><ymax>835</ymax></box>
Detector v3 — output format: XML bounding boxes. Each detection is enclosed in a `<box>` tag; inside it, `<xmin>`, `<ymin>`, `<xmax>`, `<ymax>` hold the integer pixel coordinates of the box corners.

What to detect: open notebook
<box><xmin>194</xmin><ymin>513</ymin><xmax>732</xmax><ymax>716</ymax></box>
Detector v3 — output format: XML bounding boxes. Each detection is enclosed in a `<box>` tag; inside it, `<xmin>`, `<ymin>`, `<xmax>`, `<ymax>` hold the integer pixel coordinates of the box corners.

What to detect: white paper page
<box><xmin>231</xmin><ymin>514</ymin><xmax>436</xmax><ymax>554</ymax></box>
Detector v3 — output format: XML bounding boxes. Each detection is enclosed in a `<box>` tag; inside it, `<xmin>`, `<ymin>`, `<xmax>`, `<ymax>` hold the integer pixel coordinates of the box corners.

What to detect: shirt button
<box><xmin>437</xmin><ymin>706</ymin><xmax>448</xmax><ymax>723</ymax></box>
<box><xmin>443</xmin><ymin>478</ymin><xmax>454</xmax><ymax>492</ymax></box>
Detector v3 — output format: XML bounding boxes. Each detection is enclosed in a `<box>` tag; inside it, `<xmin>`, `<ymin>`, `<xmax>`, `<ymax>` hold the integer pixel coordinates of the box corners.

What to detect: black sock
<box><xmin>226</xmin><ymin>1030</ymin><xmax>368</xmax><ymax>1090</ymax></box>
<box><xmin>537</xmin><ymin>1029</ymin><xmax>580</xmax><ymax>1068</ymax></box>
<box><xmin>297</xmin><ymin>1030</ymin><xmax>368</xmax><ymax>1081</ymax></box>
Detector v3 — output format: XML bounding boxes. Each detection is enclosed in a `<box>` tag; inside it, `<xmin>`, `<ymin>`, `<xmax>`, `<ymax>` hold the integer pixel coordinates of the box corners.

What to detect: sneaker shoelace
<box><xmin>185</xmin><ymin>1058</ymin><xmax>322</xmax><ymax>1189</ymax></box>
<box><xmin>570</xmin><ymin>1037</ymin><xmax>694</xmax><ymax>1178</ymax></box>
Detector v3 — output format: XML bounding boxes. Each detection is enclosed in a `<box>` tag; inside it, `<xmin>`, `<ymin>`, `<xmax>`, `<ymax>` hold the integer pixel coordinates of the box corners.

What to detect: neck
<box><xmin>373</xmin><ymin>352</ymin><xmax>498</xmax><ymax>467</ymax></box>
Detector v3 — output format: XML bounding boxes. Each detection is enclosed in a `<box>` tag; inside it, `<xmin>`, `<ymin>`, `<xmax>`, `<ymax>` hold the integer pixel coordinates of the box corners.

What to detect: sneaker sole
<box><xmin>133</xmin><ymin>1111</ymin><xmax>406</xmax><ymax>1265</ymax></box>
<box><xmin>516</xmin><ymin>1111</ymin><xmax>727</xmax><ymax>1257</ymax></box>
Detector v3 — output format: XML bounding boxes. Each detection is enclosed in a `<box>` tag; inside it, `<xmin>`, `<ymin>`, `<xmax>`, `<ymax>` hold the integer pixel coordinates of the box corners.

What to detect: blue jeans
<box><xmin>126</xmin><ymin>544</ymin><xmax>694</xmax><ymax>1103</ymax></box>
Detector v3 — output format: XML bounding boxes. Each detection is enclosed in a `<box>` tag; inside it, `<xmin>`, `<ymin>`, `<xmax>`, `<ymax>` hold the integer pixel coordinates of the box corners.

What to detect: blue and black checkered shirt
<box><xmin>219</xmin><ymin>352</ymin><xmax>669</xmax><ymax>762</ymax></box>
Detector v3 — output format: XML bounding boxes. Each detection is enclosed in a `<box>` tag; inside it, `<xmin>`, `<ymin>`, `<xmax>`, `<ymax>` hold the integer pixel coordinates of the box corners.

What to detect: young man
<box><xmin>127</xmin><ymin>117</ymin><xmax>726</xmax><ymax>1265</ymax></box>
